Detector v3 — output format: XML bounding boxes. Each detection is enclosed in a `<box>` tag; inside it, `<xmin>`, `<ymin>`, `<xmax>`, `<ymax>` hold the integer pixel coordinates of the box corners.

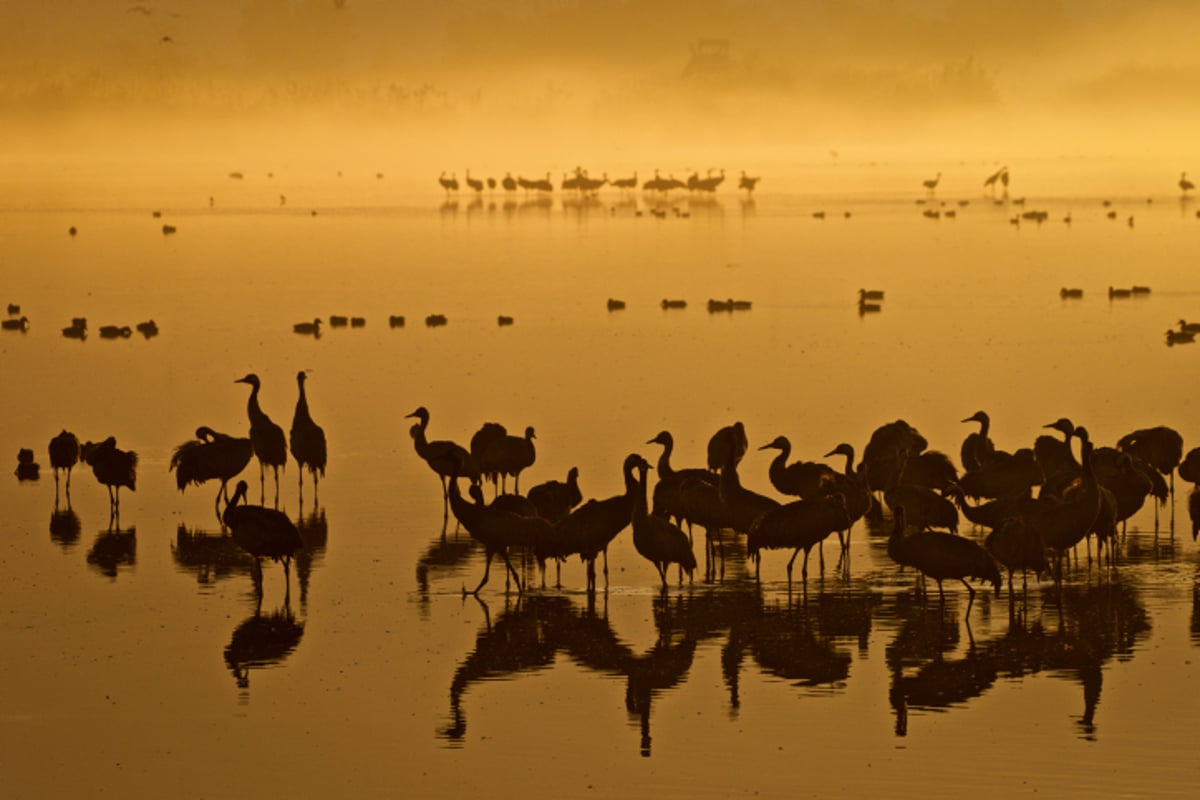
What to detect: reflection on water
<box><xmin>224</xmin><ymin>597</ymin><xmax>305</xmax><ymax>696</ymax></box>
<box><xmin>294</xmin><ymin>506</ymin><xmax>328</xmax><ymax>608</ymax></box>
<box><xmin>86</xmin><ymin>526</ymin><xmax>136</xmax><ymax>579</ymax></box>
<box><xmin>440</xmin><ymin>575</ymin><xmax>1154</xmax><ymax>754</ymax></box>
<box><xmin>171</xmin><ymin>524</ymin><xmax>256</xmax><ymax>586</ymax></box>
<box><xmin>49</xmin><ymin>504</ymin><xmax>81</xmax><ymax>551</ymax></box>
<box><xmin>415</xmin><ymin>530</ymin><xmax>481</xmax><ymax>613</ymax></box>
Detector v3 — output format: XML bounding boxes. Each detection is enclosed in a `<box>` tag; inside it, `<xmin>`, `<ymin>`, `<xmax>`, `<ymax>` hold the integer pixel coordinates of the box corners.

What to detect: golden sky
<box><xmin>4</xmin><ymin>1</ymin><xmax>1200</xmax><ymax>162</ymax></box>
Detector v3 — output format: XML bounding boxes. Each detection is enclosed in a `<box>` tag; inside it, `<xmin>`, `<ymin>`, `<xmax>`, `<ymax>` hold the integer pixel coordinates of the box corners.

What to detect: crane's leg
<box><xmin>273</xmin><ymin>465</ymin><xmax>280</xmax><ymax>509</ymax></box>
<box><xmin>501</xmin><ymin>550</ymin><xmax>523</xmax><ymax>593</ymax></box>
<box><xmin>936</xmin><ymin>579</ymin><xmax>945</xmax><ymax>606</ymax></box>
<box><xmin>259</xmin><ymin>461</ymin><xmax>266</xmax><ymax>504</ymax></box>
<box><xmin>961</xmin><ymin>578</ymin><xmax>976</xmax><ymax>615</ymax></box>
<box><xmin>469</xmin><ymin>551</ymin><xmax>495</xmax><ymax>596</ymax></box>
<box><xmin>801</xmin><ymin>548</ymin><xmax>812</xmax><ymax>582</ymax></box>
<box><xmin>313</xmin><ymin>470</ymin><xmax>320</xmax><ymax>507</ymax></box>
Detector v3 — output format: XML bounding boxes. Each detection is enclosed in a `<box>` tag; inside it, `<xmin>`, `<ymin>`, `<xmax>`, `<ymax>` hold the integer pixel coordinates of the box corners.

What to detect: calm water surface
<box><xmin>2</xmin><ymin>166</ymin><xmax>1199</xmax><ymax>797</ymax></box>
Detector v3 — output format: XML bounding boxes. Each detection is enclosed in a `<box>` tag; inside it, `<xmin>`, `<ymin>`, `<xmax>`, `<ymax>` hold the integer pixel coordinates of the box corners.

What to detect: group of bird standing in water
<box><xmin>408</xmin><ymin>407</ymin><xmax>1199</xmax><ymax>616</ymax></box>
<box><xmin>24</xmin><ymin>371</ymin><xmax>327</xmax><ymax>591</ymax></box>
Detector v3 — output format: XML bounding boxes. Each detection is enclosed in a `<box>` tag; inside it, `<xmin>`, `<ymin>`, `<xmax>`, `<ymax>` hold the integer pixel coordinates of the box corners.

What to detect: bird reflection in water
<box><xmin>440</xmin><ymin>594</ymin><xmax>697</xmax><ymax>757</ymax></box>
<box><xmin>49</xmin><ymin>500</ymin><xmax>81</xmax><ymax>551</ymax></box>
<box><xmin>415</xmin><ymin>530</ymin><xmax>481</xmax><ymax>615</ymax></box>
<box><xmin>293</xmin><ymin>505</ymin><xmax>328</xmax><ymax>609</ymax></box>
<box><xmin>86</xmin><ymin>525</ymin><xmax>136</xmax><ymax>579</ymax></box>
<box><xmin>171</xmin><ymin>524</ymin><xmax>256</xmax><ymax>587</ymax></box>
<box><xmin>886</xmin><ymin>594</ymin><xmax>995</xmax><ymax>737</ymax></box>
<box><xmin>224</xmin><ymin>596</ymin><xmax>304</xmax><ymax>696</ymax></box>
<box><xmin>721</xmin><ymin>589</ymin><xmax>864</xmax><ymax>713</ymax></box>
<box><xmin>991</xmin><ymin>582</ymin><xmax>1150</xmax><ymax>740</ymax></box>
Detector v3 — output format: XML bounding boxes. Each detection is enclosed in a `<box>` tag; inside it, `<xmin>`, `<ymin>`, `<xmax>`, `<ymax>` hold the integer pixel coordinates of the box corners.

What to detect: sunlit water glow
<box><xmin>2</xmin><ymin>166</ymin><xmax>1199</xmax><ymax>798</ymax></box>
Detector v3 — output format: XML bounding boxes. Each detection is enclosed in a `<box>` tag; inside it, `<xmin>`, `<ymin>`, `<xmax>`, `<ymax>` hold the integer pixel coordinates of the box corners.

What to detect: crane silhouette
<box><xmin>631</xmin><ymin>457</ymin><xmax>696</xmax><ymax>589</ymax></box>
<box><xmin>960</xmin><ymin>410</ymin><xmax>997</xmax><ymax>472</ymax></box>
<box><xmin>465</xmin><ymin>170</ymin><xmax>483</xmax><ymax>193</ymax></box>
<box><xmin>644</xmin><ymin>430</ymin><xmax>718</xmax><ymax>534</ymax></box>
<box><xmin>289</xmin><ymin>371</ymin><xmax>326</xmax><ymax>505</ymax></box>
<box><xmin>81</xmin><ymin>437</ymin><xmax>137</xmax><ymax>516</ymax></box>
<box><xmin>1181</xmin><ymin>172</ymin><xmax>1194</xmax><ymax>195</ymax></box>
<box><xmin>1116</xmin><ymin>425</ymin><xmax>1183</xmax><ymax>515</ymax></box>
<box><xmin>470</xmin><ymin>422</ymin><xmax>508</xmax><ymax>493</ymax></box>
<box><xmin>438</xmin><ymin>172</ymin><xmax>459</xmax><ymax>194</ymax></box>
<box><xmin>757</xmin><ymin>435</ymin><xmax>837</xmax><ymax>498</ymax></box>
<box><xmin>887</xmin><ymin>506</ymin><xmax>1000</xmax><ymax>613</ymax></box>
<box><xmin>448</xmin><ymin>459</ymin><xmax>549</xmax><ymax>595</ymax></box>
<box><xmin>923</xmin><ymin>172</ymin><xmax>942</xmax><ymax>193</ymax></box>
<box><xmin>551</xmin><ymin>454</ymin><xmax>641</xmax><ymax>591</ymax></box>
<box><xmin>527</xmin><ymin>467</ymin><xmax>582</xmax><ymax>523</ymax></box>
<box><xmin>707</xmin><ymin>421</ymin><xmax>748</xmax><ymax>472</ymax></box>
<box><xmin>483</xmin><ymin>425</ymin><xmax>536</xmax><ymax>493</ymax></box>
<box><xmin>738</xmin><ymin>171</ymin><xmax>760</xmax><ymax>192</ymax></box>
<box><xmin>746</xmin><ymin>493</ymin><xmax>850</xmax><ymax>584</ymax></box>
<box><xmin>235</xmin><ymin>374</ymin><xmax>288</xmax><ymax>506</ymax></box>
<box><xmin>48</xmin><ymin>429</ymin><xmax>80</xmax><ymax>500</ymax></box>
<box><xmin>170</xmin><ymin>426</ymin><xmax>253</xmax><ymax>520</ymax></box>
<box><xmin>222</xmin><ymin>480</ymin><xmax>303</xmax><ymax>590</ymax></box>
<box><xmin>407</xmin><ymin>406</ymin><xmax>479</xmax><ymax>520</ymax></box>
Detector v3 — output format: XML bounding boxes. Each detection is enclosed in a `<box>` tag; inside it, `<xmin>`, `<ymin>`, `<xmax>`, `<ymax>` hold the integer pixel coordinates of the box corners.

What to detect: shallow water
<box><xmin>2</xmin><ymin>166</ymin><xmax>1200</xmax><ymax>797</ymax></box>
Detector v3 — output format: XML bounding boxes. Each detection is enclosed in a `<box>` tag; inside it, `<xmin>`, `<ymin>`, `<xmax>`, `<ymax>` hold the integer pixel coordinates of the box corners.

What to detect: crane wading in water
<box><xmin>236</xmin><ymin>373</ymin><xmax>288</xmax><ymax>507</ymax></box>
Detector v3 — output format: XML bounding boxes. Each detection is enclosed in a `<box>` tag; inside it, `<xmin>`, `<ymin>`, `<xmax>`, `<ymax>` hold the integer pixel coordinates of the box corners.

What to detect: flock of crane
<box><xmin>407</xmin><ymin>407</ymin><xmax>1198</xmax><ymax>615</ymax></box>
<box><xmin>19</xmin><ymin>371</ymin><xmax>326</xmax><ymax>592</ymax></box>
<box><xmin>439</xmin><ymin>168</ymin><xmax>762</xmax><ymax>196</ymax></box>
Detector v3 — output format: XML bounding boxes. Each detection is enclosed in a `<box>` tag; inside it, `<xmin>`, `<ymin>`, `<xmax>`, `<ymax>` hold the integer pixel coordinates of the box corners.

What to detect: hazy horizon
<box><xmin>4</xmin><ymin>1</ymin><xmax>1200</xmax><ymax>167</ymax></box>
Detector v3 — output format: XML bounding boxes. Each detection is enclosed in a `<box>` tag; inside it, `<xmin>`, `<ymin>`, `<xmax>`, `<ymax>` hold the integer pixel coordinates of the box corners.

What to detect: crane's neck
<box><xmin>296</xmin><ymin>381</ymin><xmax>310</xmax><ymax>419</ymax></box>
<box><xmin>633</xmin><ymin>470</ymin><xmax>649</xmax><ymax>519</ymax></box>
<box><xmin>246</xmin><ymin>383</ymin><xmax>266</xmax><ymax>423</ymax></box>
<box><xmin>838</xmin><ymin>448</ymin><xmax>855</xmax><ymax>477</ymax></box>
<box><xmin>655</xmin><ymin>437</ymin><xmax>675</xmax><ymax>477</ymax></box>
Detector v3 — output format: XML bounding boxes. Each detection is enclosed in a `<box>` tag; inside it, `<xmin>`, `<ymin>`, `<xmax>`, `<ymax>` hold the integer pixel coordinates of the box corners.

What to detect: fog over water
<box><xmin>5</xmin><ymin>0</ymin><xmax>1200</xmax><ymax>182</ymax></box>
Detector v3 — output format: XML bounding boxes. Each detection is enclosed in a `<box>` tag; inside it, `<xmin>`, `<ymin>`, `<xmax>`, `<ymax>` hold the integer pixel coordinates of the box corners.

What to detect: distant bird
<box><xmin>222</xmin><ymin>480</ymin><xmax>303</xmax><ymax>587</ymax></box>
<box><xmin>81</xmin><ymin>437</ymin><xmax>137</xmax><ymax>513</ymax></box>
<box><xmin>1</xmin><ymin>316</ymin><xmax>29</xmax><ymax>331</ymax></box>
<box><xmin>484</xmin><ymin>426</ymin><xmax>536</xmax><ymax>493</ymax></box>
<box><xmin>48</xmin><ymin>429</ymin><xmax>80</xmax><ymax>497</ymax></box>
<box><xmin>465</xmin><ymin>170</ymin><xmax>484</xmax><ymax>193</ymax></box>
<box><xmin>439</xmin><ymin>172</ymin><xmax>459</xmax><ymax>194</ymax></box>
<box><xmin>606</xmin><ymin>298</ymin><xmax>626</xmax><ymax>311</ymax></box>
<box><xmin>161</xmin><ymin>35</ymin><xmax>173</xmax><ymax>44</ymax></box>
<box><xmin>235</xmin><ymin>373</ymin><xmax>288</xmax><ymax>505</ymax></box>
<box><xmin>738</xmin><ymin>171</ymin><xmax>760</xmax><ymax>192</ymax></box>
<box><xmin>527</xmin><ymin>467</ymin><xmax>582</xmax><ymax>524</ymax></box>
<box><xmin>425</xmin><ymin>314</ymin><xmax>447</xmax><ymax>327</ymax></box>
<box><xmin>1060</xmin><ymin>288</ymin><xmax>1083</xmax><ymax>298</ymax></box>
<box><xmin>407</xmin><ymin>406</ymin><xmax>479</xmax><ymax>517</ymax></box>
<box><xmin>858</xmin><ymin>298</ymin><xmax>881</xmax><ymax>315</ymax></box>
<box><xmin>289</xmin><ymin>371</ymin><xmax>327</xmax><ymax>502</ymax></box>
<box><xmin>1178</xmin><ymin>320</ymin><xmax>1200</xmax><ymax>335</ymax></box>
<box><xmin>1181</xmin><ymin>172</ymin><xmax>1194</xmax><ymax>195</ymax></box>
<box><xmin>61</xmin><ymin>322</ymin><xmax>85</xmax><ymax>340</ymax></box>
<box><xmin>1167</xmin><ymin>329</ymin><xmax>1195</xmax><ymax>346</ymax></box>
<box><xmin>497</xmin><ymin>315</ymin><xmax>514</xmax><ymax>326</ymax></box>
<box><xmin>923</xmin><ymin>172</ymin><xmax>941</xmax><ymax>193</ymax></box>
<box><xmin>135</xmin><ymin>320</ymin><xmax>158</xmax><ymax>338</ymax></box>
<box><xmin>5</xmin><ymin>303</ymin><xmax>18</xmax><ymax>314</ymax></box>
<box><xmin>388</xmin><ymin>315</ymin><xmax>405</xmax><ymax>328</ymax></box>
<box><xmin>611</xmin><ymin>172</ymin><xmax>638</xmax><ymax>189</ymax></box>
<box><xmin>170</xmin><ymin>426</ymin><xmax>253</xmax><ymax>517</ymax></box>
<box><xmin>350</xmin><ymin>316</ymin><xmax>365</xmax><ymax>327</ymax></box>
<box><xmin>746</xmin><ymin>493</ymin><xmax>850</xmax><ymax>584</ymax></box>
<box><xmin>98</xmin><ymin>325</ymin><xmax>132</xmax><ymax>338</ymax></box>
<box><xmin>1108</xmin><ymin>286</ymin><xmax>1131</xmax><ymax>299</ymax></box>
<box><xmin>707</xmin><ymin>421</ymin><xmax>748</xmax><ymax>473</ymax></box>
<box><xmin>486</xmin><ymin>177</ymin><xmax>496</xmax><ymax>190</ymax></box>
<box><xmin>960</xmin><ymin>410</ymin><xmax>997</xmax><ymax>472</ymax></box>
<box><xmin>293</xmin><ymin>319</ymin><xmax>322</xmax><ymax>336</ymax></box>
<box><xmin>329</xmin><ymin>315</ymin><xmax>349</xmax><ymax>328</ymax></box>
<box><xmin>983</xmin><ymin>166</ymin><xmax>1006</xmax><ymax>193</ymax></box>
<box><xmin>859</xmin><ymin>289</ymin><xmax>884</xmax><ymax>301</ymax></box>
<box><xmin>887</xmin><ymin>506</ymin><xmax>1000</xmax><ymax>613</ymax></box>
<box><xmin>502</xmin><ymin>173</ymin><xmax>517</xmax><ymax>192</ymax></box>
<box><xmin>15</xmin><ymin>448</ymin><xmax>39</xmax><ymax>481</ymax></box>
<box><xmin>631</xmin><ymin>457</ymin><xmax>696</xmax><ymax>589</ymax></box>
